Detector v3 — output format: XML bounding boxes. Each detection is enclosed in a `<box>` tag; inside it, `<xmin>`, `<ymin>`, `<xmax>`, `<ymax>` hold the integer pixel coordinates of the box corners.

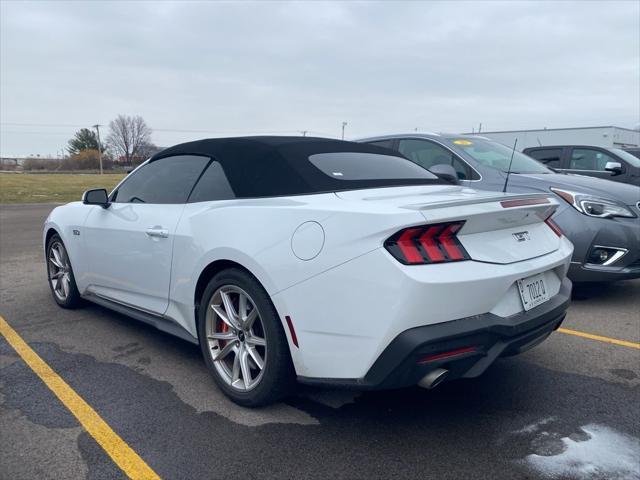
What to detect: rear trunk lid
<box><xmin>336</xmin><ymin>185</ymin><xmax>561</xmax><ymax>264</ymax></box>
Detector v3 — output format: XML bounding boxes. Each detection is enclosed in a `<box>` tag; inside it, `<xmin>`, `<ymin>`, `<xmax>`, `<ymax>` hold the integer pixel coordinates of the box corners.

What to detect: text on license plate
<box><xmin>517</xmin><ymin>273</ymin><xmax>550</xmax><ymax>311</ymax></box>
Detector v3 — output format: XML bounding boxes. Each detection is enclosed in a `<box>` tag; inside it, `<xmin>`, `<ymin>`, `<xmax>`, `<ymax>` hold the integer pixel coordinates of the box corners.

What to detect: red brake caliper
<box><xmin>219</xmin><ymin>320</ymin><xmax>228</xmax><ymax>349</ymax></box>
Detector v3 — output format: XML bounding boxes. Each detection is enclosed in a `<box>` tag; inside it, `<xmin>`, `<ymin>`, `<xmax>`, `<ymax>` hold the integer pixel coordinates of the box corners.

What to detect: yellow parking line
<box><xmin>0</xmin><ymin>315</ymin><xmax>161</xmax><ymax>480</ymax></box>
<box><xmin>557</xmin><ymin>327</ymin><xmax>640</xmax><ymax>350</ymax></box>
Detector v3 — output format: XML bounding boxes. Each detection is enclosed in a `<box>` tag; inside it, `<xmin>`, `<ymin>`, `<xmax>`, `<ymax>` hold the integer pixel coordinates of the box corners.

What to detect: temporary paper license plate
<box><xmin>517</xmin><ymin>273</ymin><xmax>550</xmax><ymax>311</ymax></box>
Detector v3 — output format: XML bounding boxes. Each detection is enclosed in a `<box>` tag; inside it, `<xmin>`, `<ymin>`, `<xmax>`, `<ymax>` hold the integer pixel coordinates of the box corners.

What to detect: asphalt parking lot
<box><xmin>1</xmin><ymin>203</ymin><xmax>639</xmax><ymax>480</ymax></box>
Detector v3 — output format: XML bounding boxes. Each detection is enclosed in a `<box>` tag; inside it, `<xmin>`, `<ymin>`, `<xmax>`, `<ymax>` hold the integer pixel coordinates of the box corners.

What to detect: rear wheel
<box><xmin>46</xmin><ymin>234</ymin><xmax>82</xmax><ymax>308</ymax></box>
<box><xmin>198</xmin><ymin>268</ymin><xmax>295</xmax><ymax>407</ymax></box>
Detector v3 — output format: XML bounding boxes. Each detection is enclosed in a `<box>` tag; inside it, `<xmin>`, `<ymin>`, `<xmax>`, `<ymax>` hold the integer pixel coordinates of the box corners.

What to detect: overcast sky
<box><xmin>1</xmin><ymin>0</ymin><xmax>638</xmax><ymax>157</ymax></box>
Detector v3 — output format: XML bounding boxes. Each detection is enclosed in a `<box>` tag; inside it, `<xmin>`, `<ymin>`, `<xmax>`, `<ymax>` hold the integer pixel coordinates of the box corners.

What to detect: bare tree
<box><xmin>106</xmin><ymin>115</ymin><xmax>152</xmax><ymax>165</ymax></box>
<box><xmin>136</xmin><ymin>141</ymin><xmax>161</xmax><ymax>164</ymax></box>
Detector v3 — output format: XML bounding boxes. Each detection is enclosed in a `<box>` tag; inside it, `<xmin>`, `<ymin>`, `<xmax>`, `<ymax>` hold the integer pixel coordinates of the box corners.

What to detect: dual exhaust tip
<box><xmin>418</xmin><ymin>368</ymin><xmax>449</xmax><ymax>389</ymax></box>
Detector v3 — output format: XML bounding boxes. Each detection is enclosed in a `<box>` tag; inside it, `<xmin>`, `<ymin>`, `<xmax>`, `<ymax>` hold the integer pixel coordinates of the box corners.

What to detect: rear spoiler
<box><xmin>412</xmin><ymin>194</ymin><xmax>559</xmax><ymax>235</ymax></box>
<box><xmin>405</xmin><ymin>193</ymin><xmax>556</xmax><ymax>211</ymax></box>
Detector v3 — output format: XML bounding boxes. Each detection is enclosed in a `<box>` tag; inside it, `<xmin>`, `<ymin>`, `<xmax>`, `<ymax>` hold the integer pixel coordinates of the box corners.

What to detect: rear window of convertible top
<box><xmin>308</xmin><ymin>152</ymin><xmax>438</xmax><ymax>181</ymax></box>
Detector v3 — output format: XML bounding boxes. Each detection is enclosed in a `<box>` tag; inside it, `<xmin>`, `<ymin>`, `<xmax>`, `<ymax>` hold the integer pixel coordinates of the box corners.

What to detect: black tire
<box><xmin>46</xmin><ymin>234</ymin><xmax>82</xmax><ymax>309</ymax></box>
<box><xmin>198</xmin><ymin>268</ymin><xmax>296</xmax><ymax>407</ymax></box>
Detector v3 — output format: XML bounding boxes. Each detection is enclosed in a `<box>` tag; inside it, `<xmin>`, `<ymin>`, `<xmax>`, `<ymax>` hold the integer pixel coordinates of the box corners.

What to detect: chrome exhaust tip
<box><xmin>418</xmin><ymin>368</ymin><xmax>449</xmax><ymax>389</ymax></box>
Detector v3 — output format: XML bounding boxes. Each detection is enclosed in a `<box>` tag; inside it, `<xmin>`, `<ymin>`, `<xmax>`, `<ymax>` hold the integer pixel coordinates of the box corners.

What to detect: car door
<box><xmin>563</xmin><ymin>147</ymin><xmax>626</xmax><ymax>182</ymax></box>
<box><xmin>82</xmin><ymin>155</ymin><xmax>210</xmax><ymax>315</ymax></box>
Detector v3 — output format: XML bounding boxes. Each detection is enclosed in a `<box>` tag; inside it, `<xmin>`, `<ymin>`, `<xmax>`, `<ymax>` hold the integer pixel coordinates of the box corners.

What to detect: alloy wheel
<box><xmin>48</xmin><ymin>241</ymin><xmax>72</xmax><ymax>302</ymax></box>
<box><xmin>205</xmin><ymin>285</ymin><xmax>267</xmax><ymax>391</ymax></box>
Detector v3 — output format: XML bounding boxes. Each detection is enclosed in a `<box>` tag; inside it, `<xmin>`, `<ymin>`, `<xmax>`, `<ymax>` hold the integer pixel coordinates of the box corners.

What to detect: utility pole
<box><xmin>93</xmin><ymin>124</ymin><xmax>103</xmax><ymax>175</ymax></box>
<box><xmin>341</xmin><ymin>121</ymin><xmax>347</xmax><ymax>140</ymax></box>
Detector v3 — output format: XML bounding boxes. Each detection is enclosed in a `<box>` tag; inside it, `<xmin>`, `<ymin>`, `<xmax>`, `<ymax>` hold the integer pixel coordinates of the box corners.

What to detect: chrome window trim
<box><xmin>566</xmin><ymin>168</ymin><xmax>615</xmax><ymax>173</ymax></box>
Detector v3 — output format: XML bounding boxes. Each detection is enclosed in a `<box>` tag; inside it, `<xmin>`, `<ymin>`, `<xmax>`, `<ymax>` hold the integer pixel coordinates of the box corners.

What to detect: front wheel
<box><xmin>198</xmin><ymin>268</ymin><xmax>295</xmax><ymax>407</ymax></box>
<box><xmin>46</xmin><ymin>234</ymin><xmax>82</xmax><ymax>308</ymax></box>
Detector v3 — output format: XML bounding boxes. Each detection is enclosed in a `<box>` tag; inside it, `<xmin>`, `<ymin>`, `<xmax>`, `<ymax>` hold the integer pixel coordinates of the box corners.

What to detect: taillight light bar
<box><xmin>545</xmin><ymin>217</ymin><xmax>563</xmax><ymax>237</ymax></box>
<box><xmin>385</xmin><ymin>221</ymin><xmax>470</xmax><ymax>265</ymax></box>
<box><xmin>500</xmin><ymin>197</ymin><xmax>551</xmax><ymax>208</ymax></box>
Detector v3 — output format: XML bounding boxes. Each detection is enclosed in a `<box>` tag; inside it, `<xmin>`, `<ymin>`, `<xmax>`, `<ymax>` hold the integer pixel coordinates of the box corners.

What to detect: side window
<box><xmin>113</xmin><ymin>155</ymin><xmax>209</xmax><ymax>204</ymax></box>
<box><xmin>188</xmin><ymin>161</ymin><xmax>235</xmax><ymax>202</ymax></box>
<box><xmin>367</xmin><ymin>139</ymin><xmax>394</xmax><ymax>150</ymax></box>
<box><xmin>526</xmin><ymin>148</ymin><xmax>563</xmax><ymax>168</ymax></box>
<box><xmin>570</xmin><ymin>148</ymin><xmax>617</xmax><ymax>171</ymax></box>
<box><xmin>398</xmin><ymin>139</ymin><xmax>479</xmax><ymax>180</ymax></box>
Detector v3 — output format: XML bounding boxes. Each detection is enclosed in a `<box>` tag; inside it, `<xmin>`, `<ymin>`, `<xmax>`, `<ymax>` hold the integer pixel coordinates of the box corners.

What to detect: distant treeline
<box><xmin>19</xmin><ymin>149</ymin><xmax>148</xmax><ymax>171</ymax></box>
<box><xmin>22</xmin><ymin>150</ymin><xmax>114</xmax><ymax>171</ymax></box>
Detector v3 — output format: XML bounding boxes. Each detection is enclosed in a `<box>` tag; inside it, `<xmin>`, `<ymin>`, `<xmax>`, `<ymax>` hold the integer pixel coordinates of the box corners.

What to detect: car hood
<box><xmin>513</xmin><ymin>173</ymin><xmax>640</xmax><ymax>205</ymax></box>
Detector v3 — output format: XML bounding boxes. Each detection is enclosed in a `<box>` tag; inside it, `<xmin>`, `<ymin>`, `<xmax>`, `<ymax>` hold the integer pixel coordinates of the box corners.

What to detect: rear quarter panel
<box><xmin>167</xmin><ymin>194</ymin><xmax>425</xmax><ymax>337</ymax></box>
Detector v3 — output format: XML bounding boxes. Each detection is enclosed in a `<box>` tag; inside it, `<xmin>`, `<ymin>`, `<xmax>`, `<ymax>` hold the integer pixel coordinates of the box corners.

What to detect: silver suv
<box><xmin>358</xmin><ymin>133</ymin><xmax>640</xmax><ymax>283</ymax></box>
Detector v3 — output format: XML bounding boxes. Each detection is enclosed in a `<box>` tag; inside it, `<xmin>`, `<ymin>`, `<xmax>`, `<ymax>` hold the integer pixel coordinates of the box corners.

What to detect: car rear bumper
<box><xmin>274</xmin><ymin>238</ymin><xmax>573</xmax><ymax>381</ymax></box>
<box><xmin>298</xmin><ymin>277</ymin><xmax>571</xmax><ymax>389</ymax></box>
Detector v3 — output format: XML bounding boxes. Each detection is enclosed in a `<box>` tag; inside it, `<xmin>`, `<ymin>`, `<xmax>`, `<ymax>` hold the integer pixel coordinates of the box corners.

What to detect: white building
<box><xmin>468</xmin><ymin>126</ymin><xmax>640</xmax><ymax>150</ymax></box>
<box><xmin>0</xmin><ymin>157</ymin><xmax>23</xmax><ymax>167</ymax></box>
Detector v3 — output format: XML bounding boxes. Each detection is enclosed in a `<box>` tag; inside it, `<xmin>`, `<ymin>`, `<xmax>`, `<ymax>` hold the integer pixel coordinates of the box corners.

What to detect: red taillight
<box><xmin>396</xmin><ymin>228</ymin><xmax>424</xmax><ymax>264</ymax></box>
<box><xmin>385</xmin><ymin>221</ymin><xmax>470</xmax><ymax>265</ymax></box>
<box><xmin>437</xmin><ymin>223</ymin><xmax>466</xmax><ymax>260</ymax></box>
<box><xmin>545</xmin><ymin>217</ymin><xmax>563</xmax><ymax>237</ymax></box>
<box><xmin>418</xmin><ymin>225</ymin><xmax>446</xmax><ymax>262</ymax></box>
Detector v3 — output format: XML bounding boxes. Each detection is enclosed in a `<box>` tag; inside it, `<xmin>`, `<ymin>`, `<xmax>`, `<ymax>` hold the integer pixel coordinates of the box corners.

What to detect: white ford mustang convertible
<box><xmin>44</xmin><ymin>137</ymin><xmax>573</xmax><ymax>406</ymax></box>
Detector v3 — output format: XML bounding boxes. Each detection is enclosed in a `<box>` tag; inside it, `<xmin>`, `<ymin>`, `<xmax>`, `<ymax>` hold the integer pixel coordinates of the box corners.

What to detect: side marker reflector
<box><xmin>417</xmin><ymin>346</ymin><xmax>477</xmax><ymax>364</ymax></box>
<box><xmin>285</xmin><ymin>315</ymin><xmax>299</xmax><ymax>348</ymax></box>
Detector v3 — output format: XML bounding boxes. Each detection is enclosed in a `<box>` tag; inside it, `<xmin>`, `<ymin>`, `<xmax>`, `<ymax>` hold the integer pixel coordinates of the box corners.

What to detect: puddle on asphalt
<box><xmin>514</xmin><ymin>421</ymin><xmax>640</xmax><ymax>480</ymax></box>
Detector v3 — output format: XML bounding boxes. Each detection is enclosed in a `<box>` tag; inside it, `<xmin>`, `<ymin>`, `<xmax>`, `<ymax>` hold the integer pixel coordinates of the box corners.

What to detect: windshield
<box><xmin>446</xmin><ymin>138</ymin><xmax>552</xmax><ymax>174</ymax></box>
<box><xmin>611</xmin><ymin>148</ymin><xmax>640</xmax><ymax>168</ymax></box>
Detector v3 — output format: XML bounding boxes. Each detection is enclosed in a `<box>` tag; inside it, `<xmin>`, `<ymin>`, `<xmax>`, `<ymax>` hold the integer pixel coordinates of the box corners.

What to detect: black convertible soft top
<box><xmin>150</xmin><ymin>136</ymin><xmax>444</xmax><ymax>198</ymax></box>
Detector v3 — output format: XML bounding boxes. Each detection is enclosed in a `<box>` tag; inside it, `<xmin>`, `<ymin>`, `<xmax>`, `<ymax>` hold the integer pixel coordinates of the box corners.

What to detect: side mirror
<box><xmin>82</xmin><ymin>188</ymin><xmax>110</xmax><ymax>208</ymax></box>
<box><xmin>429</xmin><ymin>164</ymin><xmax>460</xmax><ymax>185</ymax></box>
<box><xmin>604</xmin><ymin>161</ymin><xmax>622</xmax><ymax>175</ymax></box>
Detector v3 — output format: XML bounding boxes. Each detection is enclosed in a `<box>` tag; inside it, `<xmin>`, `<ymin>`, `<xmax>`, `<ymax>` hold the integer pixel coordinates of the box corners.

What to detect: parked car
<box><xmin>44</xmin><ymin>136</ymin><xmax>572</xmax><ymax>406</ymax></box>
<box><xmin>523</xmin><ymin>145</ymin><xmax>640</xmax><ymax>187</ymax></box>
<box><xmin>358</xmin><ymin>134</ymin><xmax>640</xmax><ymax>283</ymax></box>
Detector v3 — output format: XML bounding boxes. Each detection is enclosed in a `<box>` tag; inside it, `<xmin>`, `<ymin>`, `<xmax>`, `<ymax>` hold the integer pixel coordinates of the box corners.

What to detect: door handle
<box><xmin>145</xmin><ymin>227</ymin><xmax>169</xmax><ymax>238</ymax></box>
